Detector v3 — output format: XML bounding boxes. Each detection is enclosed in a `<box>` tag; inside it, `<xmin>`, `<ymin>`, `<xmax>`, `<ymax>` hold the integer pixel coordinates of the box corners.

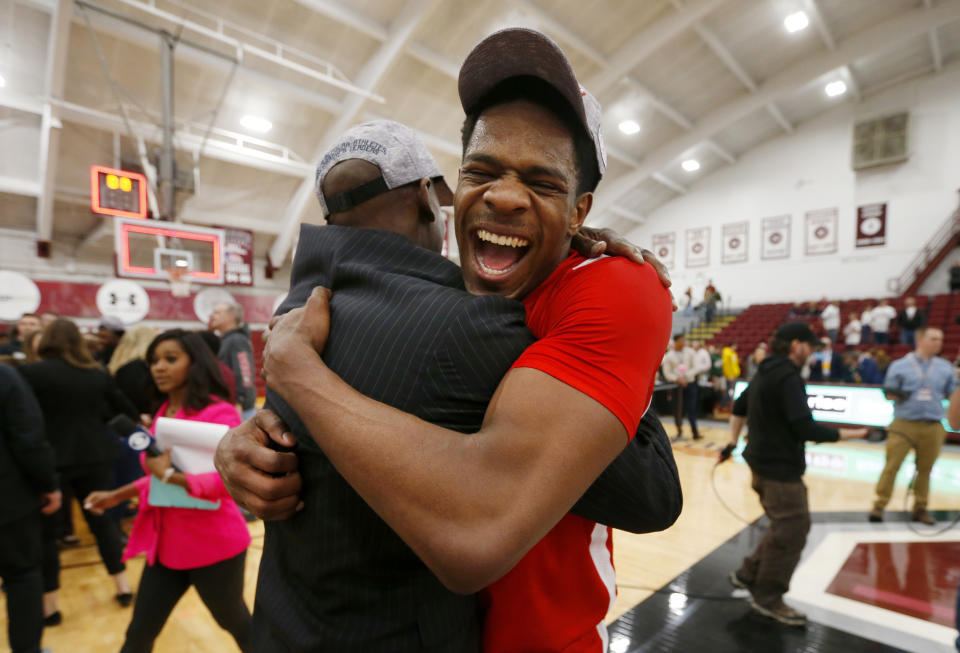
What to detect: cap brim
<box><xmin>458</xmin><ymin>28</ymin><xmax>587</xmax><ymax>129</ymax></box>
<box><xmin>435</xmin><ymin>178</ymin><xmax>454</xmax><ymax>207</ymax></box>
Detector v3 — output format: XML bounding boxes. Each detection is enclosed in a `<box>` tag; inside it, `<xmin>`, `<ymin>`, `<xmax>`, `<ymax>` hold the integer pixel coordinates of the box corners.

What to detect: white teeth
<box><xmin>476</xmin><ymin>229</ymin><xmax>529</xmax><ymax>248</ymax></box>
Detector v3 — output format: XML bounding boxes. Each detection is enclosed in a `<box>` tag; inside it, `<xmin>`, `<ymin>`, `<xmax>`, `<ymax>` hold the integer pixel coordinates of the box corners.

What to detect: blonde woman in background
<box><xmin>109</xmin><ymin>326</ymin><xmax>160</xmax><ymax>420</ymax></box>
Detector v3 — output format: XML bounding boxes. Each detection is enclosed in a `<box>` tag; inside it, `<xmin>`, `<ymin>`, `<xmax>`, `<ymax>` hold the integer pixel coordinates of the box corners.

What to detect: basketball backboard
<box><xmin>113</xmin><ymin>218</ymin><xmax>226</xmax><ymax>285</ymax></box>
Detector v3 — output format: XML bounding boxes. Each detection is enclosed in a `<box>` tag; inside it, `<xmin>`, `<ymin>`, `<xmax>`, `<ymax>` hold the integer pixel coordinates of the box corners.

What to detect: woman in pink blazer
<box><xmin>85</xmin><ymin>329</ymin><xmax>251</xmax><ymax>652</ymax></box>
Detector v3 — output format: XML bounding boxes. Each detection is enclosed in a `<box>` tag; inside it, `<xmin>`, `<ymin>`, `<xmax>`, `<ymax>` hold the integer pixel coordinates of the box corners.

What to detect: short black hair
<box><xmin>771</xmin><ymin>337</ymin><xmax>790</xmax><ymax>356</ymax></box>
<box><xmin>147</xmin><ymin>329</ymin><xmax>231</xmax><ymax>413</ymax></box>
<box><xmin>460</xmin><ymin>76</ymin><xmax>600</xmax><ymax>196</ymax></box>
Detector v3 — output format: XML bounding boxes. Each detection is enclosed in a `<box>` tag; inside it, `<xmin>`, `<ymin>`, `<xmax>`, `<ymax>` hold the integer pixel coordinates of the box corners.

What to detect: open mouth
<box><xmin>472</xmin><ymin>228</ymin><xmax>531</xmax><ymax>278</ymax></box>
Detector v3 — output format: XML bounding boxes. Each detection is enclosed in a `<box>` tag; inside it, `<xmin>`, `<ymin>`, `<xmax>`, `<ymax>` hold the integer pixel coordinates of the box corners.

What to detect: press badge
<box><xmin>916</xmin><ymin>387</ymin><xmax>934</xmax><ymax>402</ymax></box>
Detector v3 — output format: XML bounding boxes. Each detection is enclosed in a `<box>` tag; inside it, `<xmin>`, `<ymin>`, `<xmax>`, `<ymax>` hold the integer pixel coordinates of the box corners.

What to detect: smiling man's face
<box><xmin>455</xmin><ymin>99</ymin><xmax>591</xmax><ymax>300</ymax></box>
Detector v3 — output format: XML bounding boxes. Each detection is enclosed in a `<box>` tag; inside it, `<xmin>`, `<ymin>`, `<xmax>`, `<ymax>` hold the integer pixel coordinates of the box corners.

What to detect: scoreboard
<box><xmin>90</xmin><ymin>165</ymin><xmax>148</xmax><ymax>219</ymax></box>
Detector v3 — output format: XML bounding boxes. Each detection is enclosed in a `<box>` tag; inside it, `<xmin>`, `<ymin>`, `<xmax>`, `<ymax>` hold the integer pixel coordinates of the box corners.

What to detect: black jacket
<box><xmin>114</xmin><ymin>359</ymin><xmax>157</xmax><ymax>416</ymax></box>
<box><xmin>219</xmin><ymin>326</ymin><xmax>256</xmax><ymax>410</ymax></box>
<box><xmin>808</xmin><ymin>351</ymin><xmax>853</xmax><ymax>383</ymax></box>
<box><xmin>0</xmin><ymin>364</ymin><xmax>57</xmax><ymax>525</ymax></box>
<box><xmin>896</xmin><ymin>308</ymin><xmax>926</xmax><ymax>331</ymax></box>
<box><xmin>254</xmin><ymin>225</ymin><xmax>681</xmax><ymax>652</ymax></box>
<box><xmin>18</xmin><ymin>358</ymin><xmax>137</xmax><ymax>469</ymax></box>
<box><xmin>734</xmin><ymin>354</ymin><xmax>839</xmax><ymax>481</ymax></box>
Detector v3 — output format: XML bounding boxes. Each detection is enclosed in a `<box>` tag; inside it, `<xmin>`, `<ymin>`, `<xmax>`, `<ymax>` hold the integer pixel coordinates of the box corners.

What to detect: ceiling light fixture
<box><xmin>618</xmin><ymin>119</ymin><xmax>641</xmax><ymax>135</ymax></box>
<box><xmin>784</xmin><ymin>11</ymin><xmax>809</xmax><ymax>33</ymax></box>
<box><xmin>681</xmin><ymin>159</ymin><xmax>700</xmax><ymax>172</ymax></box>
<box><xmin>824</xmin><ymin>80</ymin><xmax>847</xmax><ymax>97</ymax></box>
<box><xmin>240</xmin><ymin>114</ymin><xmax>273</xmax><ymax>133</ymax></box>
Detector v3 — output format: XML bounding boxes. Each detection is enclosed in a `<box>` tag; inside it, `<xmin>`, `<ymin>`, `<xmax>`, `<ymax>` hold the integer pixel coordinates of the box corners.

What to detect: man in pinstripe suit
<box><xmin>220</xmin><ymin>30</ymin><xmax>678</xmax><ymax>653</ymax></box>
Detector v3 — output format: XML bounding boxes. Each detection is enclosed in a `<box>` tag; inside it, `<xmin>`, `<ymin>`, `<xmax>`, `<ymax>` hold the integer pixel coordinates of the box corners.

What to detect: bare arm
<box><xmin>263</xmin><ymin>289</ymin><xmax>628</xmax><ymax>594</ymax></box>
<box><xmin>729</xmin><ymin>414</ymin><xmax>746</xmax><ymax>448</ymax></box>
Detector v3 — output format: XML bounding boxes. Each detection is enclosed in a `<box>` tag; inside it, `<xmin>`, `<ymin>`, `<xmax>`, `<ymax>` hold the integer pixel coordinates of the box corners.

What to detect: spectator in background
<box><xmin>843</xmin><ymin>351</ymin><xmax>862</xmax><ymax>383</ymax></box>
<box><xmin>693</xmin><ymin>340</ymin><xmax>713</xmax><ymax>385</ymax></box>
<box><xmin>0</xmin><ymin>313</ymin><xmax>42</xmax><ymax>357</ymax></box>
<box><xmin>703</xmin><ymin>284</ymin><xmax>721</xmax><ymax>324</ymax></box>
<box><xmin>208</xmin><ymin>302</ymin><xmax>257</xmax><ymax>420</ymax></box>
<box><xmin>109</xmin><ymin>326</ymin><xmax>160</xmax><ymax>418</ymax></box>
<box><xmin>746</xmin><ymin>343</ymin><xmax>768</xmax><ymax>380</ymax></box>
<box><xmin>844</xmin><ymin>312</ymin><xmax>862</xmax><ymax>348</ymax></box>
<box><xmin>858</xmin><ymin>350</ymin><xmax>884</xmax><ymax>384</ymax></box>
<box><xmin>788</xmin><ymin>303</ymin><xmax>805</xmax><ymax>318</ymax></box>
<box><xmin>722</xmin><ymin>342</ymin><xmax>741</xmax><ymax>408</ymax></box>
<box><xmin>18</xmin><ymin>319</ymin><xmax>137</xmax><ymax>625</ymax></box>
<box><xmin>820</xmin><ymin>300</ymin><xmax>840</xmax><ymax>343</ymax></box>
<box><xmin>870</xmin><ymin>299</ymin><xmax>897</xmax><ymax>345</ymax></box>
<box><xmin>96</xmin><ymin>316</ymin><xmax>126</xmax><ymax>366</ymax></box>
<box><xmin>84</xmin><ymin>329</ymin><xmax>250</xmax><ymax>652</ymax></box>
<box><xmin>683</xmin><ymin>286</ymin><xmax>694</xmax><ymax>316</ymax></box>
<box><xmin>0</xmin><ymin>364</ymin><xmax>61</xmax><ymax>653</ymax></box>
<box><xmin>870</xmin><ymin>327</ymin><xmax>956</xmax><ymax>525</ymax></box>
<box><xmin>809</xmin><ymin>336</ymin><xmax>853</xmax><ymax>383</ymax></box>
<box><xmin>875</xmin><ymin>349</ymin><xmax>892</xmax><ymax>376</ymax></box>
<box><xmin>661</xmin><ymin>335</ymin><xmax>701</xmax><ymax>440</ymax></box>
<box><xmin>806</xmin><ymin>301</ymin><xmax>819</xmax><ymax>317</ymax></box>
<box><xmin>198</xmin><ymin>330</ymin><xmax>237</xmax><ymax>405</ymax></box>
<box><xmin>896</xmin><ymin>297</ymin><xmax>926</xmax><ymax>347</ymax></box>
<box><xmin>40</xmin><ymin>311</ymin><xmax>59</xmax><ymax>329</ymax></box>
<box><xmin>860</xmin><ymin>303</ymin><xmax>875</xmax><ymax>345</ymax></box>
<box><xmin>950</xmin><ymin>260</ymin><xmax>960</xmax><ymax>293</ymax></box>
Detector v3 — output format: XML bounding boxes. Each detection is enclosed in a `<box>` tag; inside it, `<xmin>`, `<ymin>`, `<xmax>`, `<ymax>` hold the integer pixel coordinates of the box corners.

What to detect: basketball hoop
<box><xmin>165</xmin><ymin>265</ymin><xmax>192</xmax><ymax>297</ymax></box>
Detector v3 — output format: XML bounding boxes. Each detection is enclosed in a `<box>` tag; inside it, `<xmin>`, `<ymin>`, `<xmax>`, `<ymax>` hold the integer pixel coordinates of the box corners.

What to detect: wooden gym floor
<box><xmin>3</xmin><ymin>422</ymin><xmax>958</xmax><ymax>652</ymax></box>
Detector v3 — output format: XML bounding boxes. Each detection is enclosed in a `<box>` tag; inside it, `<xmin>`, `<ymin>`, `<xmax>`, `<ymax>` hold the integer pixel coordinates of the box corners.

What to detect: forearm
<box><xmin>276</xmin><ymin>360</ymin><xmax>579</xmax><ymax>592</ymax></box>
<box><xmin>113</xmin><ymin>483</ymin><xmax>140</xmax><ymax>502</ymax></box>
<box><xmin>788</xmin><ymin>415</ymin><xmax>839</xmax><ymax>443</ymax></box>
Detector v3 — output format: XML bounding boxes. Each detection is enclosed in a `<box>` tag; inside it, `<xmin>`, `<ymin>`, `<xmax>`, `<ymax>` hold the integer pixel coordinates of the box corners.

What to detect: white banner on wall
<box><xmin>0</xmin><ymin>271</ymin><xmax>41</xmax><ymax>321</ymax></box>
<box><xmin>96</xmin><ymin>279</ymin><xmax>150</xmax><ymax>325</ymax></box>
<box><xmin>761</xmin><ymin>215</ymin><xmax>791</xmax><ymax>260</ymax></box>
<box><xmin>652</xmin><ymin>232</ymin><xmax>676</xmax><ymax>269</ymax></box>
<box><xmin>685</xmin><ymin>227</ymin><xmax>710</xmax><ymax>268</ymax></box>
<box><xmin>805</xmin><ymin>207</ymin><xmax>839</xmax><ymax>256</ymax></box>
<box><xmin>721</xmin><ymin>222</ymin><xmax>748</xmax><ymax>264</ymax></box>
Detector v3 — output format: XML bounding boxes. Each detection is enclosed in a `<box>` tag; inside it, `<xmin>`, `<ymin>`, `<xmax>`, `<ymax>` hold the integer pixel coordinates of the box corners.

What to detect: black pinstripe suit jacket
<box><xmin>252</xmin><ymin>225</ymin><xmax>683</xmax><ymax>652</ymax></box>
<box><xmin>252</xmin><ymin>225</ymin><xmax>533</xmax><ymax>652</ymax></box>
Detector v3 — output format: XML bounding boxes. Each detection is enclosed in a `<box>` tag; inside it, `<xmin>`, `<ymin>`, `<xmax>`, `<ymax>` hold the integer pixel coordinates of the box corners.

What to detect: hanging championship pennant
<box><xmin>652</xmin><ymin>232</ymin><xmax>676</xmax><ymax>269</ymax></box>
<box><xmin>685</xmin><ymin>227</ymin><xmax>710</xmax><ymax>268</ymax></box>
<box><xmin>722</xmin><ymin>222</ymin><xmax>748</xmax><ymax>264</ymax></box>
<box><xmin>856</xmin><ymin>203</ymin><xmax>886</xmax><ymax>248</ymax></box>
<box><xmin>805</xmin><ymin>207</ymin><xmax>838</xmax><ymax>256</ymax></box>
<box><xmin>761</xmin><ymin>215</ymin><xmax>791</xmax><ymax>260</ymax></box>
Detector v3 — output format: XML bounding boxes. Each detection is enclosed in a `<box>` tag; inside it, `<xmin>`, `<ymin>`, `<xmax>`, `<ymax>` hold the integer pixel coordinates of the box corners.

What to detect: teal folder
<box><xmin>147</xmin><ymin>476</ymin><xmax>221</xmax><ymax>510</ymax></box>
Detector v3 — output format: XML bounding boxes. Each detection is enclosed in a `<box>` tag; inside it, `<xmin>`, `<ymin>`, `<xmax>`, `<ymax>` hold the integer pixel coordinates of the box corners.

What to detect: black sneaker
<box><xmin>749</xmin><ymin>600</ymin><xmax>806</xmax><ymax>627</ymax></box>
<box><xmin>868</xmin><ymin>509</ymin><xmax>883</xmax><ymax>523</ymax></box>
<box><xmin>43</xmin><ymin>611</ymin><xmax>62</xmax><ymax>627</ymax></box>
<box><xmin>729</xmin><ymin>571</ymin><xmax>751</xmax><ymax>591</ymax></box>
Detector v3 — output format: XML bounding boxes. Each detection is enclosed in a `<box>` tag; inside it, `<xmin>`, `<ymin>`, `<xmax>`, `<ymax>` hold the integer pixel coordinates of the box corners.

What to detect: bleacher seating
<box><xmin>706</xmin><ymin>294</ymin><xmax>958</xmax><ymax>363</ymax></box>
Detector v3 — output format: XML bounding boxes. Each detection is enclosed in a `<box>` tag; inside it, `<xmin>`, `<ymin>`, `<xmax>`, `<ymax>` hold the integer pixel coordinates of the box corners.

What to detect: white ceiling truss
<box><xmin>4</xmin><ymin>0</ymin><xmax>960</xmax><ymax>267</ymax></box>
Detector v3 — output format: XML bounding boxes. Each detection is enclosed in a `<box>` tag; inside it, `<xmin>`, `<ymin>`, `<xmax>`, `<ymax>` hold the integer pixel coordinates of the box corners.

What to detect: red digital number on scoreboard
<box><xmin>90</xmin><ymin>165</ymin><xmax>148</xmax><ymax>219</ymax></box>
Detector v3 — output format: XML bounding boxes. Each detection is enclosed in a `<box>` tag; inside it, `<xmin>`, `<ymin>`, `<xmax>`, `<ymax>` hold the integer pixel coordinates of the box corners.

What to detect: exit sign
<box><xmin>90</xmin><ymin>165</ymin><xmax>148</xmax><ymax>219</ymax></box>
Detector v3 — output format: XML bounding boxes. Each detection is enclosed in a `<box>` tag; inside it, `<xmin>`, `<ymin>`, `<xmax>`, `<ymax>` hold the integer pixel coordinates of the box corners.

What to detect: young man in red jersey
<box><xmin>249</xmin><ymin>29</ymin><xmax>673</xmax><ymax>651</ymax></box>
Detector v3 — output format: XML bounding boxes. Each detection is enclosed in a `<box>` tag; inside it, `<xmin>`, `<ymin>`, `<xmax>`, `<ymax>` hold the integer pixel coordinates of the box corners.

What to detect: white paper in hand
<box><xmin>154</xmin><ymin>417</ymin><xmax>229</xmax><ymax>474</ymax></box>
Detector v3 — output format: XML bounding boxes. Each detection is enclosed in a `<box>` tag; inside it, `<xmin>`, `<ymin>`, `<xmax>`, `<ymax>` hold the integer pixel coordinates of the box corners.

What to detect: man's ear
<box><xmin>567</xmin><ymin>192</ymin><xmax>593</xmax><ymax>236</ymax></box>
<box><xmin>418</xmin><ymin>177</ymin><xmax>441</xmax><ymax>223</ymax></box>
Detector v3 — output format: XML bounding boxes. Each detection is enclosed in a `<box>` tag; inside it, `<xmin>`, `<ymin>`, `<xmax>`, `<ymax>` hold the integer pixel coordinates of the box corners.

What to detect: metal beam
<box><xmin>843</xmin><ymin>65</ymin><xmax>861</xmax><ymax>102</ymax></box>
<box><xmin>928</xmin><ymin>30</ymin><xmax>943</xmax><ymax>72</ymax></box>
<box><xmin>704</xmin><ymin>140</ymin><xmax>736</xmax><ymax>164</ymax></box>
<box><xmin>608</xmin><ymin>205</ymin><xmax>646</xmax><ymax>225</ymax></box>
<box><xmin>766</xmin><ymin>104</ymin><xmax>794</xmax><ymax>133</ymax></box>
<box><xmin>0</xmin><ymin>175</ymin><xmax>41</xmax><ymax>197</ymax></box>
<box><xmin>804</xmin><ymin>0</ymin><xmax>836</xmax><ymax>51</ymax></box>
<box><xmin>589</xmin><ymin>1</ymin><xmax>960</xmax><ymax>226</ymax></box>
<box><xmin>652</xmin><ymin>172</ymin><xmax>687</xmax><ymax>195</ymax></box>
<box><xmin>586</xmin><ymin>0</ymin><xmax>727</xmax><ymax>95</ymax></box>
<box><xmin>36</xmin><ymin>0</ymin><xmax>73</xmax><ymax>255</ymax></box>
<box><xmin>268</xmin><ymin>0</ymin><xmax>438</xmax><ymax>269</ymax></box>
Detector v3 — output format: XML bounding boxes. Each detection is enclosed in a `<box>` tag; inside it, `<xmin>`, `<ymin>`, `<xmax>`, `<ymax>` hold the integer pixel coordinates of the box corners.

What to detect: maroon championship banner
<box><xmin>856</xmin><ymin>203</ymin><xmax>887</xmax><ymax>248</ymax></box>
<box><xmin>685</xmin><ymin>227</ymin><xmax>710</xmax><ymax>268</ymax></box>
<box><xmin>805</xmin><ymin>208</ymin><xmax>838</xmax><ymax>256</ymax></box>
<box><xmin>721</xmin><ymin>222</ymin><xmax>748</xmax><ymax>264</ymax></box>
<box><xmin>761</xmin><ymin>215</ymin><xmax>791</xmax><ymax>260</ymax></box>
<box><xmin>652</xmin><ymin>232</ymin><xmax>676</xmax><ymax>269</ymax></box>
<box><xmin>224</xmin><ymin>228</ymin><xmax>255</xmax><ymax>286</ymax></box>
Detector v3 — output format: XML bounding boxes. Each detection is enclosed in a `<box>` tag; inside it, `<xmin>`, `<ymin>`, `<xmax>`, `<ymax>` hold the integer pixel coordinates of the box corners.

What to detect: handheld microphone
<box><xmin>718</xmin><ymin>443</ymin><xmax>736</xmax><ymax>464</ymax></box>
<box><xmin>108</xmin><ymin>414</ymin><xmax>164</xmax><ymax>458</ymax></box>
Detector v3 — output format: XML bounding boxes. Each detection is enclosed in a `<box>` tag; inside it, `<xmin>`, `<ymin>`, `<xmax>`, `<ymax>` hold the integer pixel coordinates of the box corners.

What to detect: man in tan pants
<box><xmin>870</xmin><ymin>327</ymin><xmax>958</xmax><ymax>525</ymax></box>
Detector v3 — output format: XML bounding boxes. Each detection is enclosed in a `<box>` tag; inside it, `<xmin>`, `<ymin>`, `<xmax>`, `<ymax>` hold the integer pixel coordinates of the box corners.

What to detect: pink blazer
<box><xmin>122</xmin><ymin>399</ymin><xmax>251</xmax><ymax>570</ymax></box>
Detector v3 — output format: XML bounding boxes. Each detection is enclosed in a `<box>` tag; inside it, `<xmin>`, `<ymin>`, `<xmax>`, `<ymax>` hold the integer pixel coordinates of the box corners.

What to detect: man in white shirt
<box><xmin>662</xmin><ymin>334</ymin><xmax>701</xmax><ymax>440</ymax></box>
<box><xmin>820</xmin><ymin>301</ymin><xmax>840</xmax><ymax>343</ymax></box>
<box><xmin>870</xmin><ymin>299</ymin><xmax>898</xmax><ymax>345</ymax></box>
<box><xmin>693</xmin><ymin>340</ymin><xmax>713</xmax><ymax>385</ymax></box>
<box><xmin>844</xmin><ymin>312</ymin><xmax>862</xmax><ymax>347</ymax></box>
